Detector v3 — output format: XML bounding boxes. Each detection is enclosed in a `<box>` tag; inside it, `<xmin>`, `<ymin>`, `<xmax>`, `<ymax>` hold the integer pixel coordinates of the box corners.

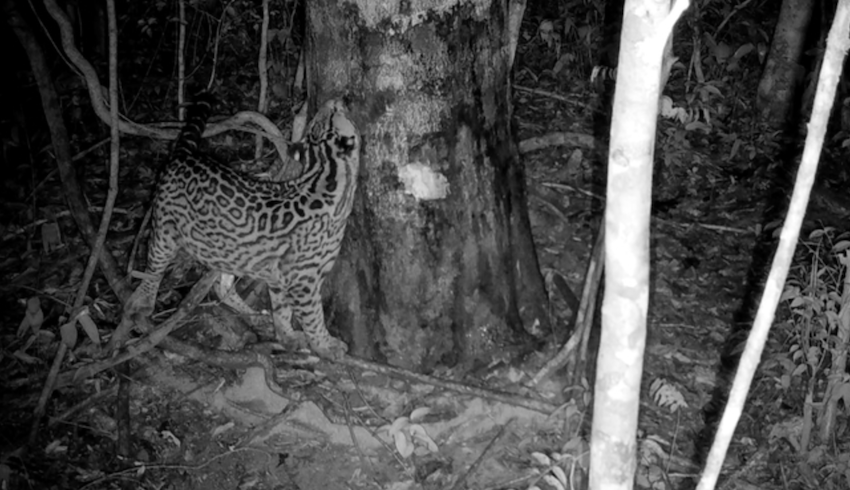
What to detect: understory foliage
<box><xmin>6</xmin><ymin>0</ymin><xmax>850</xmax><ymax>488</ymax></box>
<box><xmin>518</xmin><ymin>0</ymin><xmax>850</xmax><ymax>488</ymax></box>
<box><xmin>768</xmin><ymin>227</ymin><xmax>850</xmax><ymax>483</ymax></box>
<box><xmin>780</xmin><ymin>228</ymin><xmax>849</xmax><ymax>398</ymax></box>
<box><xmin>523</xmin><ymin>0</ymin><xmax>780</xmax><ymax>207</ymax></box>
<box><xmin>130</xmin><ymin>0</ymin><xmax>302</xmax><ymax>98</ymax></box>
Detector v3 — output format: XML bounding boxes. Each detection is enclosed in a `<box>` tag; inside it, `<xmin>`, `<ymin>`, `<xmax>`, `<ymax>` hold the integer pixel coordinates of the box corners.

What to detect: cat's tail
<box><xmin>172</xmin><ymin>92</ymin><xmax>216</xmax><ymax>158</ymax></box>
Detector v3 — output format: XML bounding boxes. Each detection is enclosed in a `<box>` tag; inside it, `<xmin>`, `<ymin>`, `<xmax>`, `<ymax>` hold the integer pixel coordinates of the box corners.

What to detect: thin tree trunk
<box><xmin>306</xmin><ymin>0</ymin><xmax>551</xmax><ymax>368</ymax></box>
<box><xmin>591</xmin><ymin>1</ymin><xmax>687</xmax><ymax>487</ymax></box>
<box><xmin>700</xmin><ymin>3</ymin><xmax>850</xmax><ymax>485</ymax></box>
<box><xmin>756</xmin><ymin>0</ymin><xmax>815</xmax><ymax>126</ymax></box>
<box><xmin>4</xmin><ymin>0</ymin><xmax>133</xmax><ymax>302</ymax></box>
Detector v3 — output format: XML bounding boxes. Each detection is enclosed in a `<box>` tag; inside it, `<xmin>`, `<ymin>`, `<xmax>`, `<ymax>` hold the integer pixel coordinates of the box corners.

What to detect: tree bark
<box><xmin>305</xmin><ymin>0</ymin><xmax>550</xmax><ymax>369</ymax></box>
<box><xmin>756</xmin><ymin>0</ymin><xmax>815</xmax><ymax>126</ymax></box>
<box><xmin>591</xmin><ymin>0</ymin><xmax>687</xmax><ymax>487</ymax></box>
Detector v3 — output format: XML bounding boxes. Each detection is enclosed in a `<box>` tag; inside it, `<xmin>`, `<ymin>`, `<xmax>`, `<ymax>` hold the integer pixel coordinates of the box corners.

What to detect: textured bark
<box><xmin>306</xmin><ymin>0</ymin><xmax>550</xmax><ymax>370</ymax></box>
<box><xmin>756</xmin><ymin>0</ymin><xmax>814</xmax><ymax>126</ymax></box>
<box><xmin>591</xmin><ymin>0</ymin><xmax>686</xmax><ymax>486</ymax></box>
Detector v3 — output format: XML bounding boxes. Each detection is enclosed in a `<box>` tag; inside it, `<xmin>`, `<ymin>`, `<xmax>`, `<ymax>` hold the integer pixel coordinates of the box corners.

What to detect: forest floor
<box><xmin>3</xmin><ymin>24</ymin><xmax>850</xmax><ymax>490</ymax></box>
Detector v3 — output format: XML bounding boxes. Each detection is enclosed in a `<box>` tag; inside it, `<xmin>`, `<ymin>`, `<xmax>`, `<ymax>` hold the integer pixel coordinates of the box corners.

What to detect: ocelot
<box><xmin>121</xmin><ymin>93</ymin><xmax>359</xmax><ymax>360</ymax></box>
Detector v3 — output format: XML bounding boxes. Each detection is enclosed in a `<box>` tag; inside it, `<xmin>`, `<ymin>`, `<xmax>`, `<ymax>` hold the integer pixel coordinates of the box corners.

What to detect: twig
<box><xmin>532</xmin><ymin>227</ymin><xmax>604</xmax><ymax>386</ymax></box>
<box><xmin>157</xmin><ymin>335</ymin><xmax>286</xmax><ymax>397</ymax></box>
<box><xmin>24</xmin><ymin>138</ymin><xmax>111</xmax><ymax>203</ymax></box>
<box><xmin>0</xmin><ymin>207</ymin><xmax>129</xmax><ymax>243</ymax></box>
<box><xmin>207</xmin><ymin>0</ymin><xmax>236</xmax><ymax>90</ymax></box>
<box><xmin>714</xmin><ymin>0</ymin><xmax>756</xmax><ymax>38</ymax></box>
<box><xmin>572</xmin><ymin>226</ymin><xmax>604</xmax><ymax>381</ymax></box>
<box><xmin>449</xmin><ymin>418</ymin><xmax>513</xmax><ymax>490</ymax></box>
<box><xmin>80</xmin><ymin>0</ymin><xmax>121</xmax><ymax>344</ymax></box>
<box><xmin>518</xmin><ymin>131</ymin><xmax>601</xmax><ymax>154</ymax></box>
<box><xmin>47</xmin><ymin>385</ymin><xmax>119</xmax><ymax>427</ymax></box>
<box><xmin>236</xmin><ymin>404</ymin><xmax>297</xmax><ymax>448</ymax></box>
<box><xmin>96</xmin><ymin>271</ymin><xmax>219</xmax><ymax>378</ymax></box>
<box><xmin>71</xmin><ymin>137</ymin><xmax>111</xmax><ymax>161</ymax></box>
<box><xmin>255</xmin><ymin>0</ymin><xmax>270</xmax><ymax>161</ymax></box>
<box><xmin>338</xmin><ymin>356</ymin><xmax>557</xmax><ymax>414</ymax></box>
<box><xmin>177</xmin><ymin>0</ymin><xmax>186</xmax><ymax>120</ymax></box>
<box><xmin>540</xmin><ymin>182</ymin><xmax>603</xmax><ymax>200</ymax></box>
<box><xmin>69</xmin><ymin>272</ymin><xmax>287</xmax><ymax>398</ymax></box>
<box><xmin>527</xmin><ymin>187</ymin><xmax>570</xmax><ymax>223</ymax></box>
<box><xmin>652</xmin><ymin>216</ymin><xmax>751</xmax><ymax>235</ymax></box>
<box><xmin>2</xmin><ymin>285</ymin><xmax>72</xmax><ymax>309</ymax></box>
<box><xmin>28</xmin><ymin>341</ymin><xmax>67</xmax><ymax>445</ymax></box>
<box><xmin>342</xmin><ymin>394</ymin><xmax>377</xmax><ymax>480</ymax></box>
<box><xmin>77</xmin><ymin>446</ymin><xmax>273</xmax><ymax>490</ymax></box>
<box><xmin>126</xmin><ymin>206</ymin><xmax>152</xmax><ymax>274</ymax></box>
<box><xmin>116</xmin><ymin>356</ymin><xmax>131</xmax><ymax>457</ymax></box>
<box><xmin>540</xmin><ymin>182</ymin><xmax>751</xmax><ymax>234</ymax></box>
<box><xmin>514</xmin><ymin>85</ymin><xmax>591</xmax><ymax>109</ymax></box>
<box><xmin>105</xmin><ymin>0</ymin><xmax>134</xmax><ymax>460</ymax></box>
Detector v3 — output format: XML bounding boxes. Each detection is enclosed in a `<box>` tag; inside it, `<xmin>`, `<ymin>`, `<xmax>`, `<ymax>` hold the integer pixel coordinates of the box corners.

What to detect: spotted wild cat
<box><xmin>121</xmin><ymin>93</ymin><xmax>359</xmax><ymax>360</ymax></box>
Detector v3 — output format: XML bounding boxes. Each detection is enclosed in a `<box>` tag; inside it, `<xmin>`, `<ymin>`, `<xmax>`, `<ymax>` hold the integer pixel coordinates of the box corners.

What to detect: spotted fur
<box><xmin>123</xmin><ymin>93</ymin><xmax>359</xmax><ymax>359</ymax></box>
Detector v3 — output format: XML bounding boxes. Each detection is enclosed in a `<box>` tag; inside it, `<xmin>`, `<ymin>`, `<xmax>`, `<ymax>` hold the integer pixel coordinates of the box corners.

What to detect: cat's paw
<box><xmin>312</xmin><ymin>337</ymin><xmax>348</xmax><ymax>361</ymax></box>
<box><xmin>277</xmin><ymin>331</ymin><xmax>311</xmax><ymax>351</ymax></box>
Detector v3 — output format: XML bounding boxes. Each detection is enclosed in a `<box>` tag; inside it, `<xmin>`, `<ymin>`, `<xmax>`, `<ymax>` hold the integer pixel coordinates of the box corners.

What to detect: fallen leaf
<box><xmin>76</xmin><ymin>308</ymin><xmax>101</xmax><ymax>345</ymax></box>
<box><xmin>60</xmin><ymin>320</ymin><xmax>78</xmax><ymax>349</ymax></box>
<box><xmin>17</xmin><ymin>297</ymin><xmax>43</xmax><ymax>337</ymax></box>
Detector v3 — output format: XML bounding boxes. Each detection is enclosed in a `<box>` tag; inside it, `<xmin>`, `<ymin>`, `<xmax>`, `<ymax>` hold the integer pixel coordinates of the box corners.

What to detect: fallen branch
<box><xmin>68</xmin><ymin>271</ymin><xmax>219</xmax><ymax>385</ymax></box>
<box><xmin>518</xmin><ymin>131</ymin><xmax>601</xmax><ymax>155</ymax></box>
<box><xmin>66</xmin><ymin>271</ymin><xmax>288</xmax><ymax>397</ymax></box>
<box><xmin>532</xmin><ymin>227</ymin><xmax>604</xmax><ymax>386</ymax></box>
<box><xmin>1</xmin><ymin>207</ymin><xmax>129</xmax><ymax>242</ymax></box>
<box><xmin>540</xmin><ymin>182</ymin><xmax>751</xmax><ymax>235</ymax></box>
<box><xmin>449</xmin><ymin>418</ymin><xmax>513</xmax><ymax>490</ymax></box>
<box><xmin>514</xmin><ymin>85</ymin><xmax>592</xmax><ymax>108</ymax></box>
<box><xmin>338</xmin><ymin>356</ymin><xmax>558</xmax><ymax>415</ymax></box>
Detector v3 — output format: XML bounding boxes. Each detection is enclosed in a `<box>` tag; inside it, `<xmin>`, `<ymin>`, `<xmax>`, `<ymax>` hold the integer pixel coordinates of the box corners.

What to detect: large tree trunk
<box><xmin>304</xmin><ymin>0</ymin><xmax>550</xmax><ymax>369</ymax></box>
<box><xmin>756</xmin><ymin>0</ymin><xmax>814</xmax><ymax>126</ymax></box>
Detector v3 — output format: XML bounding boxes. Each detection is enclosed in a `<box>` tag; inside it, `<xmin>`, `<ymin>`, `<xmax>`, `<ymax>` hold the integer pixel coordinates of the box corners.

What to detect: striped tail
<box><xmin>173</xmin><ymin>92</ymin><xmax>216</xmax><ymax>159</ymax></box>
